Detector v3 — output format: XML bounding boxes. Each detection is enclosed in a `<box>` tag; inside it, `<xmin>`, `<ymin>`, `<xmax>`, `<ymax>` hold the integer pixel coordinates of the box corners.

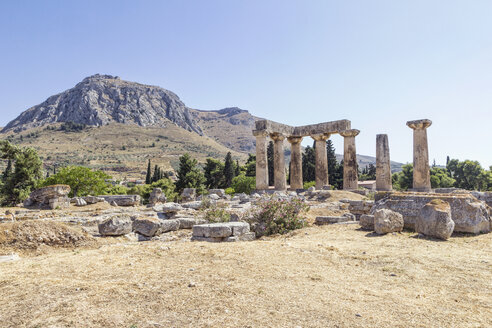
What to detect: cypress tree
<box><xmin>152</xmin><ymin>165</ymin><xmax>160</xmax><ymax>183</ymax></box>
<box><xmin>235</xmin><ymin>160</ymin><xmax>240</xmax><ymax>177</ymax></box>
<box><xmin>326</xmin><ymin>140</ymin><xmax>338</xmax><ymax>186</ymax></box>
<box><xmin>267</xmin><ymin>141</ymin><xmax>274</xmax><ymax>186</ymax></box>
<box><xmin>302</xmin><ymin>145</ymin><xmax>316</xmax><ymax>183</ymax></box>
<box><xmin>145</xmin><ymin>159</ymin><xmax>152</xmax><ymax>184</ymax></box>
<box><xmin>2</xmin><ymin>159</ymin><xmax>12</xmax><ymax>182</ymax></box>
<box><xmin>223</xmin><ymin>152</ymin><xmax>235</xmax><ymax>188</ymax></box>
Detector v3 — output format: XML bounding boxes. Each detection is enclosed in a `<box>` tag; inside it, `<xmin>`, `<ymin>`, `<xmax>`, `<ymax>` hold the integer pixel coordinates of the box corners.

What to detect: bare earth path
<box><xmin>1</xmin><ymin>224</ymin><xmax>491</xmax><ymax>328</ymax></box>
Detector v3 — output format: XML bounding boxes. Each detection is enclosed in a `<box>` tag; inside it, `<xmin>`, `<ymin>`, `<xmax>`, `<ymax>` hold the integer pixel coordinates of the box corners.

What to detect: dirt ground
<box><xmin>1</xmin><ymin>223</ymin><xmax>491</xmax><ymax>328</ymax></box>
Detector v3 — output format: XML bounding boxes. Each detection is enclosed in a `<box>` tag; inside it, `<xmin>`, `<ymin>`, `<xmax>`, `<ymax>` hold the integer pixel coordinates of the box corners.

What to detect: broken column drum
<box><xmin>340</xmin><ymin>129</ymin><xmax>360</xmax><ymax>190</ymax></box>
<box><xmin>376</xmin><ymin>134</ymin><xmax>392</xmax><ymax>191</ymax></box>
<box><xmin>406</xmin><ymin>119</ymin><xmax>432</xmax><ymax>192</ymax></box>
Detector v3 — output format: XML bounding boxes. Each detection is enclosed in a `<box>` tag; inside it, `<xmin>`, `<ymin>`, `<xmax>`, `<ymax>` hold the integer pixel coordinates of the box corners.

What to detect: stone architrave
<box><xmin>287</xmin><ymin>136</ymin><xmax>303</xmax><ymax>190</ymax></box>
<box><xmin>270</xmin><ymin>133</ymin><xmax>287</xmax><ymax>191</ymax></box>
<box><xmin>340</xmin><ymin>129</ymin><xmax>360</xmax><ymax>190</ymax></box>
<box><xmin>312</xmin><ymin>133</ymin><xmax>330</xmax><ymax>190</ymax></box>
<box><xmin>253</xmin><ymin>130</ymin><xmax>269</xmax><ymax>190</ymax></box>
<box><xmin>407</xmin><ymin>119</ymin><xmax>432</xmax><ymax>192</ymax></box>
<box><xmin>376</xmin><ymin>134</ymin><xmax>392</xmax><ymax>191</ymax></box>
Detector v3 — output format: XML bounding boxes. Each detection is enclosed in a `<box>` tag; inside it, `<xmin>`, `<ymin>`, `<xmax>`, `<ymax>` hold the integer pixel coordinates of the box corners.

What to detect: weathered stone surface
<box><xmin>271</xmin><ymin>133</ymin><xmax>287</xmax><ymax>191</ymax></box>
<box><xmin>348</xmin><ymin>200</ymin><xmax>374</xmax><ymax>218</ymax></box>
<box><xmin>84</xmin><ymin>196</ymin><xmax>105</xmax><ymax>204</ymax></box>
<box><xmin>181</xmin><ymin>188</ymin><xmax>196</xmax><ymax>202</ymax></box>
<box><xmin>25</xmin><ymin>185</ymin><xmax>71</xmax><ymax>209</ymax></box>
<box><xmin>208</xmin><ymin>193</ymin><xmax>220</xmax><ymax>201</ymax></box>
<box><xmin>148</xmin><ymin>188</ymin><xmax>167</xmax><ymax>206</ymax></box>
<box><xmin>287</xmin><ymin>136</ymin><xmax>303</xmax><ymax>190</ymax></box>
<box><xmin>132</xmin><ymin>217</ymin><xmax>162</xmax><ymax>237</ymax></box>
<box><xmin>154</xmin><ymin>202</ymin><xmax>183</xmax><ymax>213</ymax></box>
<box><xmin>415</xmin><ymin>200</ymin><xmax>454</xmax><ymax>240</ymax></box>
<box><xmin>176</xmin><ymin>217</ymin><xmax>207</xmax><ymax>229</ymax></box>
<box><xmin>359</xmin><ymin>214</ymin><xmax>375</xmax><ymax>230</ymax></box>
<box><xmin>209</xmin><ymin>189</ymin><xmax>226</xmax><ymax>198</ymax></box>
<box><xmin>315</xmin><ymin>215</ymin><xmax>353</xmax><ymax>225</ymax></box>
<box><xmin>254</xmin><ymin>130</ymin><xmax>269</xmax><ymax>190</ymax></box>
<box><xmin>74</xmin><ymin>198</ymin><xmax>87</xmax><ymax>206</ymax></box>
<box><xmin>224</xmin><ymin>232</ymin><xmax>256</xmax><ymax>242</ymax></box>
<box><xmin>407</xmin><ymin>119</ymin><xmax>432</xmax><ymax>192</ymax></box>
<box><xmin>160</xmin><ymin>219</ymin><xmax>180</xmax><ymax>233</ymax></box>
<box><xmin>182</xmin><ymin>201</ymin><xmax>202</xmax><ymax>210</ymax></box>
<box><xmin>312</xmin><ymin>133</ymin><xmax>330</xmax><ymax>190</ymax></box>
<box><xmin>228</xmin><ymin>222</ymin><xmax>250</xmax><ymax>236</ymax></box>
<box><xmin>98</xmin><ymin>215</ymin><xmax>132</xmax><ymax>236</ymax></box>
<box><xmin>471</xmin><ymin>191</ymin><xmax>492</xmax><ymax>208</ymax></box>
<box><xmin>100</xmin><ymin>195</ymin><xmax>140</xmax><ymax>206</ymax></box>
<box><xmin>373</xmin><ymin>192</ymin><xmax>490</xmax><ymax>233</ymax></box>
<box><xmin>374</xmin><ymin>209</ymin><xmax>404</xmax><ymax>234</ymax></box>
<box><xmin>340</xmin><ymin>129</ymin><xmax>360</xmax><ymax>190</ymax></box>
<box><xmin>376</xmin><ymin>134</ymin><xmax>392</xmax><ymax>191</ymax></box>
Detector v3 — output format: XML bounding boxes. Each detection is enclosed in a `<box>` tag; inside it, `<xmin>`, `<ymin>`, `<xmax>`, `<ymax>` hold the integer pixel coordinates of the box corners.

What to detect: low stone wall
<box><xmin>191</xmin><ymin>222</ymin><xmax>255</xmax><ymax>242</ymax></box>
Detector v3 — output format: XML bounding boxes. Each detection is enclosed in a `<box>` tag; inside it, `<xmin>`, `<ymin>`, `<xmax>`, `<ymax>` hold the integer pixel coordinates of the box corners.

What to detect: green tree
<box><xmin>267</xmin><ymin>141</ymin><xmax>274</xmax><ymax>186</ymax></box>
<box><xmin>128</xmin><ymin>178</ymin><xmax>177</xmax><ymax>203</ymax></box>
<box><xmin>244</xmin><ymin>154</ymin><xmax>256</xmax><ymax>177</ymax></box>
<box><xmin>392</xmin><ymin>164</ymin><xmax>413</xmax><ymax>191</ymax></box>
<box><xmin>430</xmin><ymin>167</ymin><xmax>455</xmax><ymax>188</ymax></box>
<box><xmin>447</xmin><ymin>159</ymin><xmax>488</xmax><ymax>190</ymax></box>
<box><xmin>231</xmin><ymin>174</ymin><xmax>256</xmax><ymax>194</ymax></box>
<box><xmin>302</xmin><ymin>145</ymin><xmax>315</xmax><ymax>183</ymax></box>
<box><xmin>175</xmin><ymin>153</ymin><xmax>205</xmax><ymax>193</ymax></box>
<box><xmin>145</xmin><ymin>159</ymin><xmax>152</xmax><ymax>184</ymax></box>
<box><xmin>2</xmin><ymin>159</ymin><xmax>12</xmax><ymax>182</ymax></box>
<box><xmin>42</xmin><ymin>166</ymin><xmax>111</xmax><ymax>197</ymax></box>
<box><xmin>235</xmin><ymin>160</ymin><xmax>241</xmax><ymax>176</ymax></box>
<box><xmin>0</xmin><ymin>141</ymin><xmax>43</xmax><ymax>205</ymax></box>
<box><xmin>326</xmin><ymin>140</ymin><xmax>338</xmax><ymax>186</ymax></box>
<box><xmin>223</xmin><ymin>152</ymin><xmax>235</xmax><ymax>188</ymax></box>
<box><xmin>204</xmin><ymin>158</ymin><xmax>224</xmax><ymax>189</ymax></box>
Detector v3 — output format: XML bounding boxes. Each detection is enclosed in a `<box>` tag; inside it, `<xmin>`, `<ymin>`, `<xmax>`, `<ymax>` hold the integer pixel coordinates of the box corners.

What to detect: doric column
<box><xmin>253</xmin><ymin>130</ymin><xmax>269</xmax><ymax>190</ymax></box>
<box><xmin>340</xmin><ymin>129</ymin><xmax>360</xmax><ymax>190</ymax></box>
<box><xmin>311</xmin><ymin>133</ymin><xmax>330</xmax><ymax>190</ymax></box>
<box><xmin>406</xmin><ymin>119</ymin><xmax>432</xmax><ymax>192</ymax></box>
<box><xmin>287</xmin><ymin>136</ymin><xmax>303</xmax><ymax>190</ymax></box>
<box><xmin>270</xmin><ymin>133</ymin><xmax>287</xmax><ymax>191</ymax></box>
<box><xmin>376</xmin><ymin>134</ymin><xmax>392</xmax><ymax>191</ymax></box>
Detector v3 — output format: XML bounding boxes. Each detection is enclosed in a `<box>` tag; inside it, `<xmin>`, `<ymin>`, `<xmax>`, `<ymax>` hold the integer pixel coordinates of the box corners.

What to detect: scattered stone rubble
<box><xmin>192</xmin><ymin>222</ymin><xmax>255</xmax><ymax>242</ymax></box>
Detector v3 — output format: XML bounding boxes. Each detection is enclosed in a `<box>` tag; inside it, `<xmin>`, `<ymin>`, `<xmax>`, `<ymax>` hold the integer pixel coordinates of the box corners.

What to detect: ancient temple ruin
<box><xmin>252</xmin><ymin>119</ymin><xmax>360</xmax><ymax>191</ymax></box>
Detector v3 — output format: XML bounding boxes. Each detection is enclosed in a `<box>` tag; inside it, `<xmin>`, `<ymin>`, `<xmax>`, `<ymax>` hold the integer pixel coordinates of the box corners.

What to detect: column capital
<box><xmin>406</xmin><ymin>119</ymin><xmax>432</xmax><ymax>130</ymax></box>
<box><xmin>252</xmin><ymin>130</ymin><xmax>270</xmax><ymax>137</ymax></box>
<box><xmin>311</xmin><ymin>133</ymin><xmax>331</xmax><ymax>141</ymax></box>
<box><xmin>339</xmin><ymin>129</ymin><xmax>360</xmax><ymax>138</ymax></box>
<box><xmin>270</xmin><ymin>132</ymin><xmax>286</xmax><ymax>141</ymax></box>
<box><xmin>287</xmin><ymin>136</ymin><xmax>303</xmax><ymax>144</ymax></box>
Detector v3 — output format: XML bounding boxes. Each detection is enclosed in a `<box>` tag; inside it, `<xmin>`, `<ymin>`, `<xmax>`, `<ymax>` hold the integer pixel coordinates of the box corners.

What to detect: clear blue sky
<box><xmin>1</xmin><ymin>0</ymin><xmax>491</xmax><ymax>167</ymax></box>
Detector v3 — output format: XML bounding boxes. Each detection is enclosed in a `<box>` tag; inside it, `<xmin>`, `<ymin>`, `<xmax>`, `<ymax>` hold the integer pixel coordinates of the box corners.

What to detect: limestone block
<box><xmin>208</xmin><ymin>189</ymin><xmax>226</xmax><ymax>198</ymax></box>
<box><xmin>133</xmin><ymin>217</ymin><xmax>162</xmax><ymax>237</ymax></box>
<box><xmin>160</xmin><ymin>219</ymin><xmax>180</xmax><ymax>233</ymax></box>
<box><xmin>154</xmin><ymin>202</ymin><xmax>183</xmax><ymax>213</ymax></box>
<box><xmin>228</xmin><ymin>222</ymin><xmax>250</xmax><ymax>236</ymax></box>
<box><xmin>182</xmin><ymin>201</ymin><xmax>202</xmax><ymax>210</ymax></box>
<box><xmin>148</xmin><ymin>188</ymin><xmax>167</xmax><ymax>205</ymax></box>
<box><xmin>416</xmin><ymin>200</ymin><xmax>454</xmax><ymax>240</ymax></box>
<box><xmin>98</xmin><ymin>215</ymin><xmax>132</xmax><ymax>236</ymax></box>
<box><xmin>181</xmin><ymin>188</ymin><xmax>196</xmax><ymax>202</ymax></box>
<box><xmin>374</xmin><ymin>209</ymin><xmax>404</xmax><ymax>234</ymax></box>
<box><xmin>100</xmin><ymin>195</ymin><xmax>141</xmax><ymax>206</ymax></box>
<box><xmin>359</xmin><ymin>214</ymin><xmax>375</xmax><ymax>230</ymax></box>
<box><xmin>315</xmin><ymin>216</ymin><xmax>353</xmax><ymax>225</ymax></box>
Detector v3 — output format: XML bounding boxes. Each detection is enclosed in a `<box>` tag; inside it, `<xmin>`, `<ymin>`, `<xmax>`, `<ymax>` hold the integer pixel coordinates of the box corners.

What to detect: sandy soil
<box><xmin>1</xmin><ymin>223</ymin><xmax>490</xmax><ymax>328</ymax></box>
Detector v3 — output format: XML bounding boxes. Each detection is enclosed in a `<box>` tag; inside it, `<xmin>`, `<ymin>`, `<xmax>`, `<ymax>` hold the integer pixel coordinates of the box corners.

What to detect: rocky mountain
<box><xmin>2</xmin><ymin>74</ymin><xmax>258</xmax><ymax>153</ymax></box>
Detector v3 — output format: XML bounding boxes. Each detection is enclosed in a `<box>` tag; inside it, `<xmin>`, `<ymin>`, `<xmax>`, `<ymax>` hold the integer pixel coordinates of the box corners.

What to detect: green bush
<box><xmin>203</xmin><ymin>207</ymin><xmax>231</xmax><ymax>223</ymax></box>
<box><xmin>303</xmin><ymin>181</ymin><xmax>315</xmax><ymax>189</ymax></box>
<box><xmin>246</xmin><ymin>198</ymin><xmax>309</xmax><ymax>237</ymax></box>
<box><xmin>225</xmin><ymin>187</ymin><xmax>235</xmax><ymax>195</ymax></box>
<box><xmin>106</xmin><ymin>185</ymin><xmax>129</xmax><ymax>195</ymax></box>
<box><xmin>231</xmin><ymin>174</ymin><xmax>255</xmax><ymax>194</ymax></box>
<box><xmin>127</xmin><ymin>178</ymin><xmax>177</xmax><ymax>204</ymax></box>
<box><xmin>42</xmin><ymin>166</ymin><xmax>111</xmax><ymax>197</ymax></box>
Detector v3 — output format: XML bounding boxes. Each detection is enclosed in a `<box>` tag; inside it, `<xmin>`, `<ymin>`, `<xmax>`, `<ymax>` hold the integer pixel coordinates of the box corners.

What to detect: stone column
<box><xmin>406</xmin><ymin>119</ymin><xmax>432</xmax><ymax>192</ymax></box>
<box><xmin>312</xmin><ymin>133</ymin><xmax>330</xmax><ymax>190</ymax></box>
<box><xmin>271</xmin><ymin>133</ymin><xmax>287</xmax><ymax>191</ymax></box>
<box><xmin>376</xmin><ymin>134</ymin><xmax>392</xmax><ymax>191</ymax></box>
<box><xmin>340</xmin><ymin>129</ymin><xmax>360</xmax><ymax>190</ymax></box>
<box><xmin>253</xmin><ymin>130</ymin><xmax>269</xmax><ymax>190</ymax></box>
<box><xmin>287</xmin><ymin>136</ymin><xmax>303</xmax><ymax>190</ymax></box>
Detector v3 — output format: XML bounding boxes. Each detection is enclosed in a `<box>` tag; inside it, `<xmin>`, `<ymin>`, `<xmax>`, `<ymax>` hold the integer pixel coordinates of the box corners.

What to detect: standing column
<box><xmin>287</xmin><ymin>136</ymin><xmax>303</xmax><ymax>190</ymax></box>
<box><xmin>253</xmin><ymin>130</ymin><xmax>269</xmax><ymax>190</ymax></box>
<box><xmin>340</xmin><ymin>129</ymin><xmax>360</xmax><ymax>190</ymax></box>
<box><xmin>271</xmin><ymin>133</ymin><xmax>287</xmax><ymax>191</ymax></box>
<box><xmin>376</xmin><ymin>134</ymin><xmax>392</xmax><ymax>191</ymax></box>
<box><xmin>406</xmin><ymin>119</ymin><xmax>432</xmax><ymax>192</ymax></box>
<box><xmin>312</xmin><ymin>133</ymin><xmax>330</xmax><ymax>190</ymax></box>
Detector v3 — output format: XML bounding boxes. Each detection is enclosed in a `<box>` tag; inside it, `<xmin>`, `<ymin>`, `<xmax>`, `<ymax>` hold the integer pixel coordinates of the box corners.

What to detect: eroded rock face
<box><xmin>416</xmin><ymin>200</ymin><xmax>454</xmax><ymax>240</ymax></box>
<box><xmin>374</xmin><ymin>209</ymin><xmax>404</xmax><ymax>235</ymax></box>
<box><xmin>359</xmin><ymin>214</ymin><xmax>375</xmax><ymax>230</ymax></box>
<box><xmin>181</xmin><ymin>188</ymin><xmax>196</xmax><ymax>202</ymax></box>
<box><xmin>373</xmin><ymin>192</ymin><xmax>490</xmax><ymax>234</ymax></box>
<box><xmin>25</xmin><ymin>185</ymin><xmax>71</xmax><ymax>209</ymax></box>
<box><xmin>98</xmin><ymin>215</ymin><xmax>132</xmax><ymax>236</ymax></box>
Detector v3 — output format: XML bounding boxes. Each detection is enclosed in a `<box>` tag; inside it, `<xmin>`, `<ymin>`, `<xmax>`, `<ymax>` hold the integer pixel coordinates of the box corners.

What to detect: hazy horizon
<box><xmin>1</xmin><ymin>1</ymin><xmax>491</xmax><ymax>167</ymax></box>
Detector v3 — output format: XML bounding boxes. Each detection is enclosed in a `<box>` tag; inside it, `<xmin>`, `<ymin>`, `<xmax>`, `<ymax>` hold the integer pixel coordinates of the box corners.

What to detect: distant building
<box><xmin>358</xmin><ymin>180</ymin><xmax>376</xmax><ymax>191</ymax></box>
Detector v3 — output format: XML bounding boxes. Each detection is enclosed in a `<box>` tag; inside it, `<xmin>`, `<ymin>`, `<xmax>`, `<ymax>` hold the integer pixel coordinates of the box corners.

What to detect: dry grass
<box><xmin>1</xmin><ymin>224</ymin><xmax>490</xmax><ymax>328</ymax></box>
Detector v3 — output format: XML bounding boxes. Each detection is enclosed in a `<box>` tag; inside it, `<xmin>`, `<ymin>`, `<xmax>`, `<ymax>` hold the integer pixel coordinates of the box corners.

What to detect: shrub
<box><xmin>42</xmin><ymin>166</ymin><xmax>111</xmax><ymax>197</ymax></box>
<box><xmin>225</xmin><ymin>187</ymin><xmax>235</xmax><ymax>195</ymax></box>
<box><xmin>231</xmin><ymin>174</ymin><xmax>255</xmax><ymax>194</ymax></box>
<box><xmin>303</xmin><ymin>181</ymin><xmax>315</xmax><ymax>189</ymax></box>
<box><xmin>246</xmin><ymin>198</ymin><xmax>309</xmax><ymax>237</ymax></box>
<box><xmin>127</xmin><ymin>178</ymin><xmax>177</xmax><ymax>204</ymax></box>
<box><xmin>106</xmin><ymin>185</ymin><xmax>129</xmax><ymax>195</ymax></box>
<box><xmin>203</xmin><ymin>207</ymin><xmax>231</xmax><ymax>223</ymax></box>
